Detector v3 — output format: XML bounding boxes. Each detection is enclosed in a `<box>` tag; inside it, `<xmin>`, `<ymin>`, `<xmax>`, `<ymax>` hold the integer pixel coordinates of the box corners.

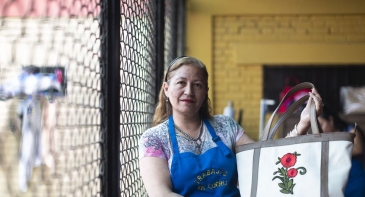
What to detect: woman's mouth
<box><xmin>181</xmin><ymin>99</ymin><xmax>195</xmax><ymax>103</ymax></box>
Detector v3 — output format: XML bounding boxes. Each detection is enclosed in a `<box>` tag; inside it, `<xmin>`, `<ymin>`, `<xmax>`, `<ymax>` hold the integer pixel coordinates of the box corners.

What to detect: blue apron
<box><xmin>169</xmin><ymin>116</ymin><xmax>240</xmax><ymax>197</ymax></box>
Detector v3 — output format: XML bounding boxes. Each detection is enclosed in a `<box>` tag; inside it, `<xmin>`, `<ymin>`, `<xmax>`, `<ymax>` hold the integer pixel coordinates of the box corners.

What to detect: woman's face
<box><xmin>163</xmin><ymin>64</ymin><xmax>208</xmax><ymax>116</ymax></box>
<box><xmin>318</xmin><ymin>116</ymin><xmax>336</xmax><ymax>133</ymax></box>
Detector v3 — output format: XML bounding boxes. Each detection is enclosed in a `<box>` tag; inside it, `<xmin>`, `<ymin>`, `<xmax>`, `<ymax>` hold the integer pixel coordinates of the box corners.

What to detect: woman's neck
<box><xmin>172</xmin><ymin>113</ymin><xmax>201</xmax><ymax>133</ymax></box>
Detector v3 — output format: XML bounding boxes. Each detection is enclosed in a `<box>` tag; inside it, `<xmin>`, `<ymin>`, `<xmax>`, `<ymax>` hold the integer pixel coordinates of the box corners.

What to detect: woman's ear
<box><xmin>163</xmin><ymin>82</ymin><xmax>169</xmax><ymax>95</ymax></box>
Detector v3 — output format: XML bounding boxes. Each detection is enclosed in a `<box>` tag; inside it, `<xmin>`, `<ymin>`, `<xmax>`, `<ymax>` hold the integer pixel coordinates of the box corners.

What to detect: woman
<box><xmin>139</xmin><ymin>56</ymin><xmax>323</xmax><ymax>197</ymax></box>
<box><xmin>318</xmin><ymin>104</ymin><xmax>365</xmax><ymax>197</ymax></box>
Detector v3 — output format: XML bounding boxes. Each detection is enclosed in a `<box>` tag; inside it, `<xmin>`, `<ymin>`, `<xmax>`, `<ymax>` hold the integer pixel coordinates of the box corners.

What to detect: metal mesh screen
<box><xmin>119</xmin><ymin>1</ymin><xmax>157</xmax><ymax>197</ymax></box>
<box><xmin>0</xmin><ymin>0</ymin><xmax>186</xmax><ymax>196</ymax></box>
<box><xmin>0</xmin><ymin>0</ymin><xmax>103</xmax><ymax>196</ymax></box>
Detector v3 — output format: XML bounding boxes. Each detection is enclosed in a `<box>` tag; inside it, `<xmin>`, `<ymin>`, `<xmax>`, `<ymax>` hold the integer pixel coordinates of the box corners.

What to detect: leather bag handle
<box><xmin>268</xmin><ymin>94</ymin><xmax>310</xmax><ymax>140</ymax></box>
<box><xmin>261</xmin><ymin>82</ymin><xmax>316</xmax><ymax>141</ymax></box>
<box><xmin>309</xmin><ymin>96</ymin><xmax>324</xmax><ymax>135</ymax></box>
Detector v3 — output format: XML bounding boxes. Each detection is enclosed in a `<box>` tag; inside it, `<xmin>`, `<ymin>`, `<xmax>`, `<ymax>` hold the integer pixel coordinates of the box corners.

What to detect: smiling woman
<box><xmin>138</xmin><ymin>56</ymin><xmax>324</xmax><ymax>197</ymax></box>
<box><xmin>164</xmin><ymin>63</ymin><xmax>208</xmax><ymax>120</ymax></box>
<box><xmin>153</xmin><ymin>56</ymin><xmax>212</xmax><ymax>126</ymax></box>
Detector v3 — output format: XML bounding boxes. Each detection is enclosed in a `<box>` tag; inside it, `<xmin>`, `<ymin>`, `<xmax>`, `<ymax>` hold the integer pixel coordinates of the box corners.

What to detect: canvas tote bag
<box><xmin>236</xmin><ymin>82</ymin><xmax>355</xmax><ymax>197</ymax></box>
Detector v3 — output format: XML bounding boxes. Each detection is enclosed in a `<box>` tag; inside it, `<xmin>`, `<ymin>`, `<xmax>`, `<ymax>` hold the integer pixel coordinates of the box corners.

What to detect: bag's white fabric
<box><xmin>236</xmin><ymin>82</ymin><xmax>354</xmax><ymax>197</ymax></box>
<box><xmin>236</xmin><ymin>137</ymin><xmax>353</xmax><ymax>197</ymax></box>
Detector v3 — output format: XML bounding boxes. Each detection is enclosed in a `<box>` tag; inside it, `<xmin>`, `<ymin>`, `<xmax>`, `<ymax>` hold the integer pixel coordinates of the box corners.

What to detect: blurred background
<box><xmin>0</xmin><ymin>0</ymin><xmax>365</xmax><ymax>196</ymax></box>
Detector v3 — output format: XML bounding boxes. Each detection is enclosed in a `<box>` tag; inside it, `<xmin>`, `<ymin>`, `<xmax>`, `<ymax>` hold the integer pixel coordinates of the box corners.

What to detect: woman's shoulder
<box><xmin>209</xmin><ymin>115</ymin><xmax>241</xmax><ymax>132</ymax></box>
<box><xmin>209</xmin><ymin>115</ymin><xmax>244</xmax><ymax>146</ymax></box>
<box><xmin>209</xmin><ymin>114</ymin><xmax>236</xmax><ymax>125</ymax></box>
<box><xmin>141</xmin><ymin>119</ymin><xmax>169</xmax><ymax>138</ymax></box>
<box><xmin>139</xmin><ymin>119</ymin><xmax>171</xmax><ymax>150</ymax></box>
<box><xmin>139</xmin><ymin>119</ymin><xmax>171</xmax><ymax>160</ymax></box>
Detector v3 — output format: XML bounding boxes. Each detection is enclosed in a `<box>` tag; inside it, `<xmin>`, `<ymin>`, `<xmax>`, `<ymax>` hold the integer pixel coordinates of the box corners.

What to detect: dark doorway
<box><xmin>263</xmin><ymin>65</ymin><xmax>365</xmax><ymax>113</ymax></box>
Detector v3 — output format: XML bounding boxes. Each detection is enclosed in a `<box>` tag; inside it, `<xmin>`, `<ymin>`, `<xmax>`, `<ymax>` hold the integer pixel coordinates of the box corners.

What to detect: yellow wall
<box><xmin>186</xmin><ymin>0</ymin><xmax>365</xmax><ymax>140</ymax></box>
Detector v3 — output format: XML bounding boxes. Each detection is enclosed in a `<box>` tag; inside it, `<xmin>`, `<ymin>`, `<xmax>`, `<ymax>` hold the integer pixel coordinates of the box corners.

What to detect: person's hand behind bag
<box><xmin>296</xmin><ymin>88</ymin><xmax>323</xmax><ymax>135</ymax></box>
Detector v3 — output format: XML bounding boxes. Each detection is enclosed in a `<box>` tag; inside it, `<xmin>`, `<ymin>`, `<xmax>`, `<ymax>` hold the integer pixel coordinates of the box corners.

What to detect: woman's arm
<box><xmin>139</xmin><ymin>157</ymin><xmax>183</xmax><ymax>197</ymax></box>
<box><xmin>236</xmin><ymin>133</ymin><xmax>256</xmax><ymax>147</ymax></box>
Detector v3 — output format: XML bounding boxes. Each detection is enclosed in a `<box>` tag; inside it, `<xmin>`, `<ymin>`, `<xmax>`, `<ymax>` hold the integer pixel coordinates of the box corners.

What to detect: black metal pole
<box><xmin>155</xmin><ymin>0</ymin><xmax>165</xmax><ymax>103</ymax></box>
<box><xmin>172</xmin><ymin>0</ymin><xmax>178</xmax><ymax>59</ymax></box>
<box><xmin>103</xmin><ymin>0</ymin><xmax>121</xmax><ymax>196</ymax></box>
<box><xmin>176</xmin><ymin>0</ymin><xmax>186</xmax><ymax>57</ymax></box>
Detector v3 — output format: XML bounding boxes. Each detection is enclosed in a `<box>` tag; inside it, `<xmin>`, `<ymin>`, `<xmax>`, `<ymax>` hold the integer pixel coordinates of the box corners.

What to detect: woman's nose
<box><xmin>184</xmin><ymin>84</ymin><xmax>195</xmax><ymax>96</ymax></box>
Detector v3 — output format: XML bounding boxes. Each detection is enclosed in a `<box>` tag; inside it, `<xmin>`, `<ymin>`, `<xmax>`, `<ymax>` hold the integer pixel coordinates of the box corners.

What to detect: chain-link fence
<box><xmin>0</xmin><ymin>0</ymin><xmax>185</xmax><ymax>196</ymax></box>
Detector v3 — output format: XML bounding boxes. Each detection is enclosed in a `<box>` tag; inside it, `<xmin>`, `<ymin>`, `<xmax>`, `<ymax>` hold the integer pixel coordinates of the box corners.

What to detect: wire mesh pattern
<box><xmin>0</xmin><ymin>0</ymin><xmax>186</xmax><ymax>196</ymax></box>
<box><xmin>0</xmin><ymin>0</ymin><xmax>102</xmax><ymax>196</ymax></box>
<box><xmin>119</xmin><ymin>1</ymin><xmax>157</xmax><ymax>197</ymax></box>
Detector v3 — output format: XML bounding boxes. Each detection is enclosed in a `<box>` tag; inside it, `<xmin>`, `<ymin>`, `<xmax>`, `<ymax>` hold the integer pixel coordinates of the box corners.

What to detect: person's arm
<box><xmin>350</xmin><ymin>127</ymin><xmax>364</xmax><ymax>156</ymax></box>
<box><xmin>236</xmin><ymin>133</ymin><xmax>256</xmax><ymax>146</ymax></box>
<box><xmin>139</xmin><ymin>157</ymin><xmax>183</xmax><ymax>197</ymax></box>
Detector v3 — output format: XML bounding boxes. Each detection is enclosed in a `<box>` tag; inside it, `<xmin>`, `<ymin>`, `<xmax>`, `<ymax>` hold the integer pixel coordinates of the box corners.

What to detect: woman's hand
<box><xmin>297</xmin><ymin>88</ymin><xmax>323</xmax><ymax>135</ymax></box>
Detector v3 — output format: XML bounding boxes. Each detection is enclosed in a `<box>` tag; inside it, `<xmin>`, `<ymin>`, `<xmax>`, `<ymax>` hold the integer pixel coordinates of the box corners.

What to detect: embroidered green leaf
<box><xmin>280</xmin><ymin>189</ymin><xmax>291</xmax><ymax>194</ymax></box>
<box><xmin>278</xmin><ymin>183</ymin><xmax>286</xmax><ymax>189</ymax></box>
<box><xmin>294</xmin><ymin>152</ymin><xmax>301</xmax><ymax>156</ymax></box>
<box><xmin>290</xmin><ymin>183</ymin><xmax>296</xmax><ymax>190</ymax></box>
<box><xmin>288</xmin><ymin>179</ymin><xmax>293</xmax><ymax>188</ymax></box>
<box><xmin>272</xmin><ymin>176</ymin><xmax>284</xmax><ymax>182</ymax></box>
<box><xmin>280</xmin><ymin>168</ymin><xmax>286</xmax><ymax>175</ymax></box>
<box><xmin>276</xmin><ymin>157</ymin><xmax>281</xmax><ymax>165</ymax></box>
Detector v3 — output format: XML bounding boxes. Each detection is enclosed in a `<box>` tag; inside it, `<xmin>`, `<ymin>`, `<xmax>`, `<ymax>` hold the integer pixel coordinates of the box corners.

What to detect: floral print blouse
<box><xmin>139</xmin><ymin>115</ymin><xmax>244</xmax><ymax>170</ymax></box>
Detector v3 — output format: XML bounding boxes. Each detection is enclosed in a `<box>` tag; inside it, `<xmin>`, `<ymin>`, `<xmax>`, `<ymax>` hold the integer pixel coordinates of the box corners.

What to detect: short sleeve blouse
<box><xmin>138</xmin><ymin>115</ymin><xmax>244</xmax><ymax>169</ymax></box>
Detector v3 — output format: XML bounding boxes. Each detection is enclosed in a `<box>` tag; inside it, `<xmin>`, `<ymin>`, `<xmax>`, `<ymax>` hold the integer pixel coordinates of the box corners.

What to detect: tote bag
<box><xmin>236</xmin><ymin>82</ymin><xmax>355</xmax><ymax>197</ymax></box>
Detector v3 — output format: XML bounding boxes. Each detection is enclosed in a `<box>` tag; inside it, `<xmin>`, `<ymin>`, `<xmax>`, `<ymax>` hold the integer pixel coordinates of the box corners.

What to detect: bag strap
<box><xmin>309</xmin><ymin>97</ymin><xmax>324</xmax><ymax>135</ymax></box>
<box><xmin>268</xmin><ymin>94</ymin><xmax>310</xmax><ymax>139</ymax></box>
<box><xmin>261</xmin><ymin>82</ymin><xmax>314</xmax><ymax>141</ymax></box>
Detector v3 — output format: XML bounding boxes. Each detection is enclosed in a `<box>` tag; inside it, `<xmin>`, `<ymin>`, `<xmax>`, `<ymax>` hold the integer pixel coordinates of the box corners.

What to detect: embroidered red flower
<box><xmin>287</xmin><ymin>168</ymin><xmax>298</xmax><ymax>178</ymax></box>
<box><xmin>280</xmin><ymin>153</ymin><xmax>297</xmax><ymax>168</ymax></box>
<box><xmin>273</xmin><ymin>152</ymin><xmax>306</xmax><ymax>195</ymax></box>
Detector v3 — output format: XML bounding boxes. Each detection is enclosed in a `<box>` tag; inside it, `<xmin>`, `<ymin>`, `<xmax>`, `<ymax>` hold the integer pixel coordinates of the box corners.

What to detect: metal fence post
<box><xmin>155</xmin><ymin>0</ymin><xmax>165</xmax><ymax>102</ymax></box>
<box><xmin>101</xmin><ymin>0</ymin><xmax>121</xmax><ymax>196</ymax></box>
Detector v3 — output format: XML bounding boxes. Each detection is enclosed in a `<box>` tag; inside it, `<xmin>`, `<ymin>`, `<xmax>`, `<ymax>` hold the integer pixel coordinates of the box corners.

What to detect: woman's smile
<box><xmin>164</xmin><ymin>64</ymin><xmax>208</xmax><ymax>115</ymax></box>
<box><xmin>180</xmin><ymin>98</ymin><xmax>195</xmax><ymax>103</ymax></box>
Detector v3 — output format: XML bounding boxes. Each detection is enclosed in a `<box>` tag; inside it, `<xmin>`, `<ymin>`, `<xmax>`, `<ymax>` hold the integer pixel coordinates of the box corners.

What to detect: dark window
<box><xmin>263</xmin><ymin>65</ymin><xmax>365</xmax><ymax>113</ymax></box>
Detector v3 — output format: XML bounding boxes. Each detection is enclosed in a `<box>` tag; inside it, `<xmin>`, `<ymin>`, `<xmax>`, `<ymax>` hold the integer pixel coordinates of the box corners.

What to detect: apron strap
<box><xmin>203</xmin><ymin>119</ymin><xmax>231</xmax><ymax>156</ymax></box>
<box><xmin>169</xmin><ymin>116</ymin><xmax>231</xmax><ymax>157</ymax></box>
<box><xmin>169</xmin><ymin>116</ymin><xmax>181</xmax><ymax>157</ymax></box>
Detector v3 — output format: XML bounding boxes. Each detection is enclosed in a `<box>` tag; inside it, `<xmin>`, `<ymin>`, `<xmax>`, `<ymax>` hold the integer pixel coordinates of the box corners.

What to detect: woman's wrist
<box><xmin>286</xmin><ymin>121</ymin><xmax>311</xmax><ymax>137</ymax></box>
<box><xmin>296</xmin><ymin>120</ymin><xmax>310</xmax><ymax>135</ymax></box>
<box><xmin>286</xmin><ymin>124</ymin><xmax>299</xmax><ymax>137</ymax></box>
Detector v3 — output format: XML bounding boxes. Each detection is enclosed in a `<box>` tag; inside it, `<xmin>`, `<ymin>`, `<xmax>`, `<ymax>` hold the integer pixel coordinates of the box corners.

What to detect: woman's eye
<box><xmin>194</xmin><ymin>83</ymin><xmax>203</xmax><ymax>88</ymax></box>
<box><xmin>177</xmin><ymin>81</ymin><xmax>185</xmax><ymax>85</ymax></box>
